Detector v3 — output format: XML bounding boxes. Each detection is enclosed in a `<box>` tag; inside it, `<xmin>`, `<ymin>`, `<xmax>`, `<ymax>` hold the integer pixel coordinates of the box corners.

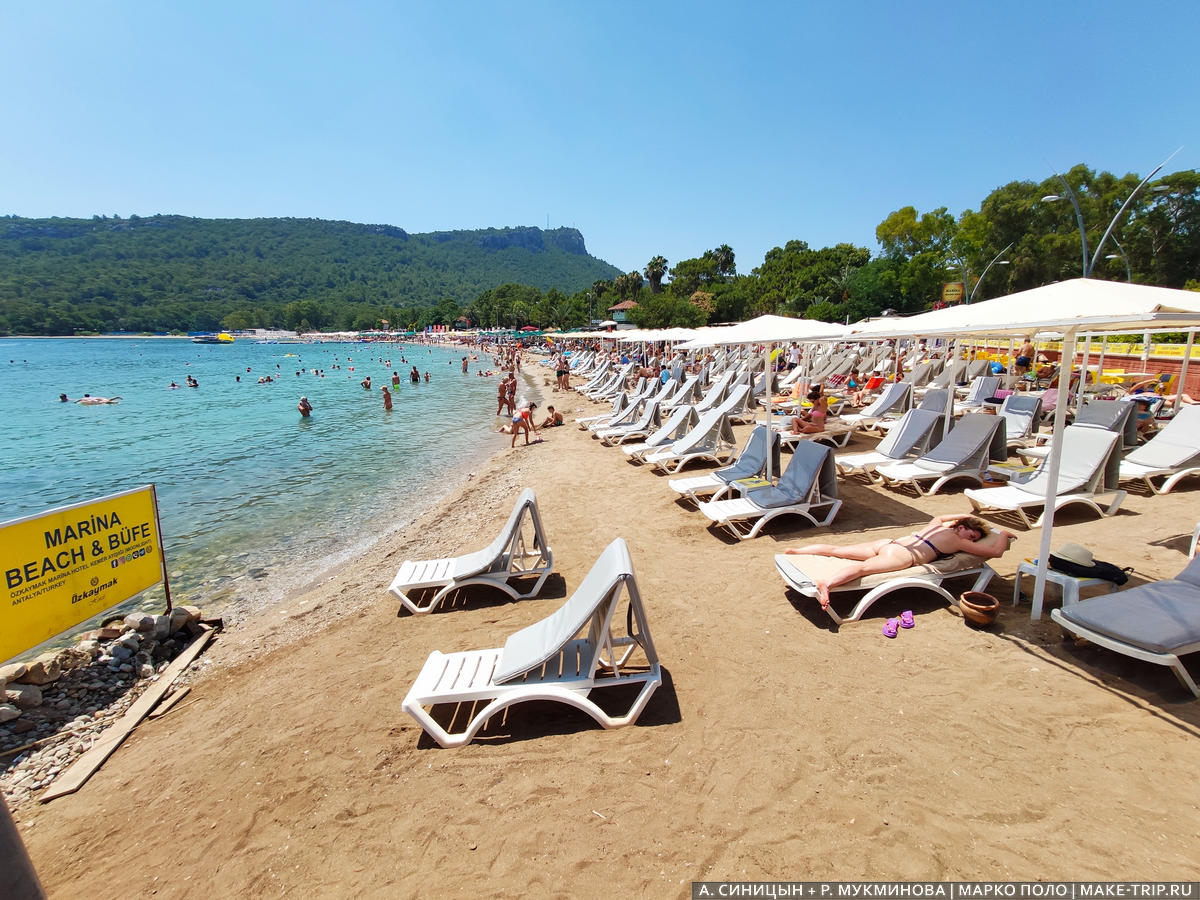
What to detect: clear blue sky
<box><xmin>3</xmin><ymin>1</ymin><xmax>1197</xmax><ymax>276</ymax></box>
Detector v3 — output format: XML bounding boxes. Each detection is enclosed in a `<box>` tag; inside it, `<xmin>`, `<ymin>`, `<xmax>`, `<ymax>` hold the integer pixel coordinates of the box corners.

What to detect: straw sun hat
<box><xmin>1053</xmin><ymin>543</ymin><xmax>1094</xmax><ymax>567</ymax></box>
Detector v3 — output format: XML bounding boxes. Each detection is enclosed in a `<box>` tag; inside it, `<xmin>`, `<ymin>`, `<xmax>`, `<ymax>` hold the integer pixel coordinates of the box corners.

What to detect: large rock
<box><xmin>124</xmin><ymin>613</ymin><xmax>156</xmax><ymax>633</ymax></box>
<box><xmin>169</xmin><ymin>607</ymin><xmax>192</xmax><ymax>633</ymax></box>
<box><xmin>0</xmin><ymin>703</ymin><xmax>20</xmax><ymax>723</ymax></box>
<box><xmin>0</xmin><ymin>662</ymin><xmax>28</xmax><ymax>683</ymax></box>
<box><xmin>57</xmin><ymin>646</ymin><xmax>94</xmax><ymax>670</ymax></box>
<box><xmin>15</xmin><ymin>654</ymin><xmax>61</xmax><ymax>685</ymax></box>
<box><xmin>152</xmin><ymin>615</ymin><xmax>171</xmax><ymax>639</ymax></box>
<box><xmin>5</xmin><ymin>683</ymin><xmax>43</xmax><ymax>709</ymax></box>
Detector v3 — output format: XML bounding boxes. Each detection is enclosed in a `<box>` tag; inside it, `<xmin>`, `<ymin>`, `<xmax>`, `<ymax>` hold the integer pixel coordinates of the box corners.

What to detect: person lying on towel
<box><xmin>784</xmin><ymin>513</ymin><xmax>1015</xmax><ymax>608</ymax></box>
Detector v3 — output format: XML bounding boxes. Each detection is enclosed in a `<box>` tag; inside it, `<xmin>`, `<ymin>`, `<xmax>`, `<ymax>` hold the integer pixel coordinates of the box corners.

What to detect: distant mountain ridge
<box><xmin>0</xmin><ymin>215</ymin><xmax>623</xmax><ymax>334</ymax></box>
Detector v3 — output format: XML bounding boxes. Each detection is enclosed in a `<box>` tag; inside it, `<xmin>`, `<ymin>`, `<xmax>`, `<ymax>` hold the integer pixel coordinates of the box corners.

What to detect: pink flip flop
<box><xmin>882</xmin><ymin>618</ymin><xmax>899</xmax><ymax>639</ymax></box>
<box><xmin>899</xmin><ymin>610</ymin><xmax>915</xmax><ymax>629</ymax></box>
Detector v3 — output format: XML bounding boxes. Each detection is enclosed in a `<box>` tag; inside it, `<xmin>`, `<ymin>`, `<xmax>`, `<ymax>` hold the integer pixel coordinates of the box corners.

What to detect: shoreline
<box><xmin>12</xmin><ymin>373</ymin><xmax>1200</xmax><ymax>893</ymax></box>
<box><xmin>182</xmin><ymin>356</ymin><xmax>551</xmax><ymax>664</ymax></box>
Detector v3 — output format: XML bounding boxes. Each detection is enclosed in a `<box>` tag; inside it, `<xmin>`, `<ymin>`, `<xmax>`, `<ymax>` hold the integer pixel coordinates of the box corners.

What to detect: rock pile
<box><xmin>1</xmin><ymin>605</ymin><xmax>205</xmax><ymax>808</ymax></box>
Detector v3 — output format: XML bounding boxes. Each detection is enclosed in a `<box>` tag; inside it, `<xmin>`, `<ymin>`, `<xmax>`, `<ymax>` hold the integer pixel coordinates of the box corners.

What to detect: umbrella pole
<box><xmin>1175</xmin><ymin>330</ymin><xmax>1195</xmax><ymax>412</ymax></box>
<box><xmin>1076</xmin><ymin>332</ymin><xmax>1091</xmax><ymax>416</ymax></box>
<box><xmin>1031</xmin><ymin>325</ymin><xmax>1077</xmax><ymax>620</ymax></box>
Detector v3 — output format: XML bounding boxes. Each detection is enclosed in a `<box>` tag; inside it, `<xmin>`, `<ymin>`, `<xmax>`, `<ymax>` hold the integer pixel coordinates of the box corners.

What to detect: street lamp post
<box><xmin>947</xmin><ymin>241</ymin><xmax>1013</xmax><ymax>304</ymax></box>
<box><xmin>1105</xmin><ymin>236</ymin><xmax>1133</xmax><ymax>282</ymax></box>
<box><xmin>1041</xmin><ymin>148</ymin><xmax>1180</xmax><ymax>278</ymax></box>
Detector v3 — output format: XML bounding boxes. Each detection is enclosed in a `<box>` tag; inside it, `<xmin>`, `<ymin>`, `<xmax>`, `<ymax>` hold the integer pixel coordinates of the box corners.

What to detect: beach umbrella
<box><xmin>848</xmin><ymin>278</ymin><xmax>1200</xmax><ymax>619</ymax></box>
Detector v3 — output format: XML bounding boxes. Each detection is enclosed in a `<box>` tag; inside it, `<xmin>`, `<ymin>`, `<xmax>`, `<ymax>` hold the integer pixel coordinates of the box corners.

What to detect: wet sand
<box><xmin>13</xmin><ymin>370</ymin><xmax>1200</xmax><ymax>896</ymax></box>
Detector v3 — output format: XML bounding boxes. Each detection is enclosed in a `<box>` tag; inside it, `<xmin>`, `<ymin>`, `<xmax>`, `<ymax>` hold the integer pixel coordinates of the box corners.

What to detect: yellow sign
<box><xmin>942</xmin><ymin>282</ymin><xmax>965</xmax><ymax>304</ymax></box>
<box><xmin>2</xmin><ymin>486</ymin><xmax>165</xmax><ymax>662</ymax></box>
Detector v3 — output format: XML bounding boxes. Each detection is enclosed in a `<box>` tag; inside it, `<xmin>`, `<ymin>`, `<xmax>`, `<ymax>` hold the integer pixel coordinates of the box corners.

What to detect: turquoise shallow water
<box><xmin>1</xmin><ymin>337</ymin><xmax>512</xmax><ymax>635</ymax></box>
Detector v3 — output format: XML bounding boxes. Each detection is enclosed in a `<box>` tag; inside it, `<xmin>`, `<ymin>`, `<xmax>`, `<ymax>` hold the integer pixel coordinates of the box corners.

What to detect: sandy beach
<box><xmin>11</xmin><ymin>372</ymin><xmax>1200</xmax><ymax>896</ymax></box>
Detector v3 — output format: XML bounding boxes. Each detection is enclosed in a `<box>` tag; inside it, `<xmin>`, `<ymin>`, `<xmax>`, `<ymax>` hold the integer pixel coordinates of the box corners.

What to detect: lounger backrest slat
<box><xmin>1016</xmin><ymin>426</ymin><xmax>1120</xmax><ymax>496</ymax></box>
<box><xmin>747</xmin><ymin>441</ymin><xmax>833</xmax><ymax>509</ymax></box>
<box><xmin>1124</xmin><ymin>405</ymin><xmax>1200</xmax><ymax>469</ymax></box>
<box><xmin>907</xmin><ymin>361</ymin><xmax>933</xmax><ymax>387</ymax></box>
<box><xmin>1077</xmin><ymin>399</ymin><xmax>1138</xmax><ymax>448</ymax></box>
<box><xmin>717</xmin><ymin>425</ymin><xmax>779</xmax><ymax>482</ymax></box>
<box><xmin>642</xmin><ymin>405</ymin><xmax>699</xmax><ymax>447</ymax></box>
<box><xmin>913</xmin><ymin>413</ymin><xmax>1002</xmax><ymax>469</ymax></box>
<box><xmin>453</xmin><ymin>489</ymin><xmax>549</xmax><ymax>579</ymax></box>
<box><xmin>495</xmin><ymin>538</ymin><xmax>631</xmax><ymax>684</ymax></box>
<box><xmin>1001</xmin><ymin>394</ymin><xmax>1043</xmax><ymax>440</ymax></box>
<box><xmin>963</xmin><ymin>376</ymin><xmax>1000</xmax><ymax>405</ymax></box>
<box><xmin>918</xmin><ymin>388</ymin><xmax>950</xmax><ymax>415</ymax></box>
<box><xmin>861</xmin><ymin>381</ymin><xmax>912</xmax><ymax>417</ymax></box>
<box><xmin>875</xmin><ymin>408</ymin><xmax>942</xmax><ymax>459</ymax></box>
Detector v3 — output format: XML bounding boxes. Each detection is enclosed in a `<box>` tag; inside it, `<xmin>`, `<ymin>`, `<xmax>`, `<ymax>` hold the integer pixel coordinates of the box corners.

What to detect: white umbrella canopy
<box><xmin>848</xmin><ymin>279</ymin><xmax>1200</xmax><ymax>340</ymax></box>
<box><xmin>714</xmin><ymin>313</ymin><xmax>848</xmax><ymax>345</ymax></box>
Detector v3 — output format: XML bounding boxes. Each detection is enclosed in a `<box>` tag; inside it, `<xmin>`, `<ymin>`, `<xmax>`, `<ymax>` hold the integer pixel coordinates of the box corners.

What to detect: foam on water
<box><xmin>1</xmin><ymin>337</ymin><xmax>510</xmax><ymax>631</ymax></box>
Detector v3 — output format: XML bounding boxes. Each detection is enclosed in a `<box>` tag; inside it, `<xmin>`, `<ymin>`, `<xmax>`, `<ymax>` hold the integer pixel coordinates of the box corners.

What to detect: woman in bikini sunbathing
<box><xmin>784</xmin><ymin>513</ymin><xmax>1014</xmax><ymax>608</ymax></box>
<box><xmin>790</xmin><ymin>388</ymin><xmax>829</xmax><ymax>434</ymax></box>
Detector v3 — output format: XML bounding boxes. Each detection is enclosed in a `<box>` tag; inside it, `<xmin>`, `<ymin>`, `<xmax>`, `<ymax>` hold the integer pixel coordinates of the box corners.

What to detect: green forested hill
<box><xmin>0</xmin><ymin>215</ymin><xmax>622</xmax><ymax>334</ymax></box>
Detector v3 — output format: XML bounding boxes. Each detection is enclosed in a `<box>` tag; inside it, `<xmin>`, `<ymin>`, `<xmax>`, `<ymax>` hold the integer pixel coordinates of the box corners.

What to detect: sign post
<box><xmin>1</xmin><ymin>486</ymin><xmax>168</xmax><ymax>663</ymax></box>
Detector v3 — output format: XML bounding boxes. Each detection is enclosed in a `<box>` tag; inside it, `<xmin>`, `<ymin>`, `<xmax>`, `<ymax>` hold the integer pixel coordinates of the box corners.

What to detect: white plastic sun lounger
<box><xmin>696</xmin><ymin>441</ymin><xmax>841</xmax><ymax>540</ymax></box>
<box><xmin>839</xmin><ymin>381</ymin><xmax>912</xmax><ymax>431</ymax></box>
<box><xmin>873</xmin><ymin>387</ymin><xmax>950</xmax><ymax>435</ymax></box>
<box><xmin>644</xmin><ymin>408</ymin><xmax>739</xmax><ymax>474</ymax></box>
<box><xmin>874</xmin><ymin>413</ymin><xmax>1006</xmax><ymax>496</ymax></box>
<box><xmin>835</xmin><ymin>407</ymin><xmax>944</xmax><ymax>479</ymax></box>
<box><xmin>621</xmin><ymin>406</ymin><xmax>700</xmax><ymax>462</ymax></box>
<box><xmin>575</xmin><ymin>391</ymin><xmax>629</xmax><ymax>429</ymax></box>
<box><xmin>775</xmin><ymin>549</ymin><xmax>997</xmax><ymax>625</ymax></box>
<box><xmin>1051</xmin><ymin>554</ymin><xmax>1200</xmax><ymax>698</ymax></box>
<box><xmin>1017</xmin><ymin>398</ymin><xmax>1137</xmax><ymax>461</ymax></box>
<box><xmin>668</xmin><ymin>424</ymin><xmax>780</xmax><ymax>504</ymax></box>
<box><xmin>956</xmin><ymin>375</ymin><xmax>1001</xmax><ymax>409</ymax></box>
<box><xmin>402</xmin><ymin>537</ymin><xmax>661</xmax><ymax>747</ymax></box>
<box><xmin>596</xmin><ymin>400</ymin><xmax>663</xmax><ymax>445</ymax></box>
<box><xmin>576</xmin><ymin>360</ymin><xmax>612</xmax><ymax>393</ymax></box>
<box><xmin>388</xmin><ymin>488</ymin><xmax>553</xmax><ymax>615</ymax></box>
<box><xmin>1118</xmin><ymin>405</ymin><xmax>1200</xmax><ymax>494</ymax></box>
<box><xmin>662</xmin><ymin>374</ymin><xmax>701</xmax><ymax>409</ymax></box>
<box><xmin>965</xmin><ymin>425</ymin><xmax>1126</xmax><ymax>528</ymax></box>
<box><xmin>773</xmin><ymin>419</ymin><xmax>857</xmax><ymax>450</ymax></box>
<box><xmin>916</xmin><ymin>360</ymin><xmax>965</xmax><ymax>395</ymax></box>
<box><xmin>1000</xmin><ymin>394</ymin><xmax>1044</xmax><ymax>448</ymax></box>
<box><xmin>587</xmin><ymin>394</ymin><xmax>645</xmax><ymax>434</ymax></box>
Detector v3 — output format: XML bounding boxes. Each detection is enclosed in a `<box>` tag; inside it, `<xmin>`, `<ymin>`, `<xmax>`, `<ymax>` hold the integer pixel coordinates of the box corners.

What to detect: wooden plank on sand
<box><xmin>40</xmin><ymin>626</ymin><xmax>216</xmax><ymax>802</ymax></box>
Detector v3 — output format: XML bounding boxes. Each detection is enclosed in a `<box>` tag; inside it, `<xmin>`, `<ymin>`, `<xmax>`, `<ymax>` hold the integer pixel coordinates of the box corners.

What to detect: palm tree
<box><xmin>643</xmin><ymin>255</ymin><xmax>669</xmax><ymax>293</ymax></box>
<box><xmin>712</xmin><ymin>244</ymin><xmax>736</xmax><ymax>279</ymax></box>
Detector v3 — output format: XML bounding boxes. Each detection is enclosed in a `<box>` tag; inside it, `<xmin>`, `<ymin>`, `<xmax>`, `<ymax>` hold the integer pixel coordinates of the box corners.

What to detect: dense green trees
<box><xmin>0</xmin><ymin>217</ymin><xmax>619</xmax><ymax>334</ymax></box>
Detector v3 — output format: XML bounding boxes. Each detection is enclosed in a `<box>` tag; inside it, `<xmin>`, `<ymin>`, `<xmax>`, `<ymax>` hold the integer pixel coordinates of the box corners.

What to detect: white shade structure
<box><xmin>675</xmin><ymin>315</ymin><xmax>846</xmax><ymax>350</ymax></box>
<box><xmin>711</xmin><ymin>314</ymin><xmax>848</xmax><ymax>345</ymax></box>
<box><xmin>848</xmin><ymin>279</ymin><xmax>1200</xmax><ymax>340</ymax></box>
<box><xmin>850</xmin><ymin>278</ymin><xmax>1200</xmax><ymax>621</ymax></box>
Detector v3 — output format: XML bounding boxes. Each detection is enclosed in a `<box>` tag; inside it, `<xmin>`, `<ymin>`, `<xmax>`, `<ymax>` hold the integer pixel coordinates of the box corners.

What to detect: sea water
<box><xmin>0</xmin><ymin>337</ymin><xmax>521</xmax><ymax>636</ymax></box>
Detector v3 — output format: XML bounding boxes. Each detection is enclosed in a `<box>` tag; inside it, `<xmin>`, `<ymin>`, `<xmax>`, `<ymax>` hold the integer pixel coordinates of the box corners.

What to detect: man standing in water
<box><xmin>410</xmin><ymin>365</ymin><xmax>420</xmax><ymax>384</ymax></box>
<box><xmin>461</xmin><ymin>356</ymin><xmax>469</xmax><ymax>374</ymax></box>
<box><xmin>298</xmin><ymin>396</ymin><xmax>312</xmax><ymax>417</ymax></box>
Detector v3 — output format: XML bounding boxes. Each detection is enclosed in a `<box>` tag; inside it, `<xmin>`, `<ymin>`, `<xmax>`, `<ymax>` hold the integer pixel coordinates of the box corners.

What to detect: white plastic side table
<box><xmin>1013</xmin><ymin>560</ymin><xmax>1118</xmax><ymax>620</ymax></box>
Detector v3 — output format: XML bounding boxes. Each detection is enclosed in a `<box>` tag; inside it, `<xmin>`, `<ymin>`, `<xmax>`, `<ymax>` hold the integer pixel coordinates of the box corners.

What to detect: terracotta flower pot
<box><xmin>959</xmin><ymin>591</ymin><xmax>999</xmax><ymax>627</ymax></box>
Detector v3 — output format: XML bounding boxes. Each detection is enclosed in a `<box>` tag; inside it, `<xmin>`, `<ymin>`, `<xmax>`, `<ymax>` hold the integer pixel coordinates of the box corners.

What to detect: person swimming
<box><xmin>75</xmin><ymin>394</ymin><xmax>122</xmax><ymax>405</ymax></box>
